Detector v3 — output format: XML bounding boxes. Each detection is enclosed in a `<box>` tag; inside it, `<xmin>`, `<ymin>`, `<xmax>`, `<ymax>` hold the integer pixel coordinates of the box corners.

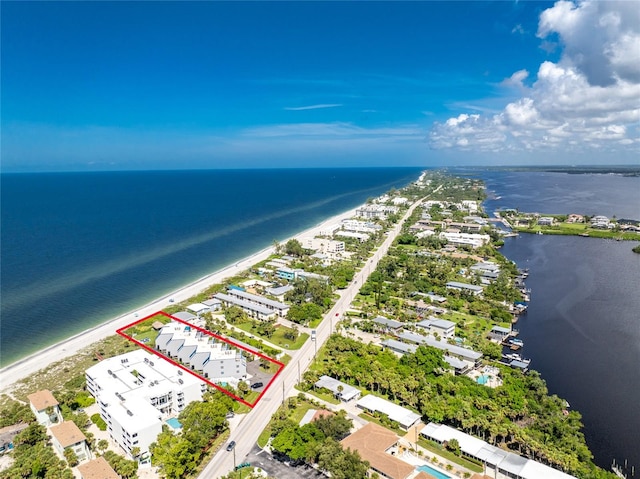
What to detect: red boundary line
<box><xmin>116</xmin><ymin>311</ymin><xmax>285</xmax><ymax>408</ymax></box>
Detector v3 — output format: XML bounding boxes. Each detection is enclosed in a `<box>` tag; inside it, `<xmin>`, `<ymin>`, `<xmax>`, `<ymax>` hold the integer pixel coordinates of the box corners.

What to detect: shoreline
<box><xmin>0</xmin><ymin>205</ymin><xmax>360</xmax><ymax>390</ymax></box>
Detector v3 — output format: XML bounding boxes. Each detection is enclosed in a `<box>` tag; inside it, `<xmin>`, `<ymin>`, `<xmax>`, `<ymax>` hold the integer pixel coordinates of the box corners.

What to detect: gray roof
<box><xmin>446</xmin><ymin>281</ymin><xmax>483</xmax><ymax>292</ymax></box>
<box><xmin>491</xmin><ymin>326</ymin><xmax>511</xmax><ymax>334</ymax></box>
<box><xmin>202</xmin><ymin>298</ymin><xmax>222</xmax><ymax>307</ymax></box>
<box><xmin>315</xmin><ymin>375</ymin><xmax>360</xmax><ymax>401</ymax></box>
<box><xmin>416</xmin><ymin>318</ymin><xmax>455</xmax><ymax>330</ymax></box>
<box><xmin>397</xmin><ymin>332</ymin><xmax>482</xmax><ymax>361</ymax></box>
<box><xmin>172</xmin><ymin>311</ymin><xmax>197</xmax><ymax>322</ymax></box>
<box><xmin>372</xmin><ymin>316</ymin><xmax>403</xmax><ymax>329</ymax></box>
<box><xmin>227</xmin><ymin>289</ymin><xmax>289</xmax><ymax>311</ymax></box>
<box><xmin>443</xmin><ymin>355</ymin><xmax>467</xmax><ymax>370</ymax></box>
<box><xmin>265</xmin><ymin>285</ymin><xmax>294</xmax><ymax>297</ymax></box>
<box><xmin>381</xmin><ymin>339</ymin><xmax>417</xmax><ymax>355</ymax></box>
<box><xmin>213</xmin><ymin>293</ymin><xmax>274</xmax><ymax>316</ymax></box>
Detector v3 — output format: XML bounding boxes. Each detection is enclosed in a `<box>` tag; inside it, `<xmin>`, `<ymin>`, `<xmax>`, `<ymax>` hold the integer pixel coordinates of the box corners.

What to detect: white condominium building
<box><xmin>301</xmin><ymin>237</ymin><xmax>345</xmax><ymax>254</ymax></box>
<box><xmin>86</xmin><ymin>349</ymin><xmax>206</xmax><ymax>462</ymax></box>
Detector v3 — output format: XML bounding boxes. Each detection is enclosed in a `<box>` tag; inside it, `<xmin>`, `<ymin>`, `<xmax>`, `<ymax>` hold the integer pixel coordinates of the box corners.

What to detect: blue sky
<box><xmin>2</xmin><ymin>1</ymin><xmax>638</xmax><ymax>171</ymax></box>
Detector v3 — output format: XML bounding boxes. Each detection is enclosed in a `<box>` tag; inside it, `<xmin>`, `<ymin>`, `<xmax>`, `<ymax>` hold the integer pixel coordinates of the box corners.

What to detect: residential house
<box><xmin>446</xmin><ymin>281</ymin><xmax>484</xmax><ymax>296</ymax></box>
<box><xmin>77</xmin><ymin>457</ymin><xmax>120</xmax><ymax>479</ymax></box>
<box><xmin>49</xmin><ymin>421</ymin><xmax>91</xmax><ymax>463</ymax></box>
<box><xmin>372</xmin><ymin>316</ymin><xmax>403</xmax><ymax>333</ymax></box>
<box><xmin>416</xmin><ymin>318</ymin><xmax>456</xmax><ymax>340</ymax></box>
<box><xmin>537</xmin><ymin>217</ymin><xmax>555</xmax><ymax>226</ymax></box>
<box><xmin>356</xmin><ymin>395</ymin><xmax>420</xmax><ymax>431</ymax></box>
<box><xmin>0</xmin><ymin>423</ymin><xmax>28</xmax><ymax>455</ymax></box>
<box><xmin>341</xmin><ymin>423</ymin><xmax>415</xmax><ymax>479</ymax></box>
<box><xmin>27</xmin><ymin>390</ymin><xmax>62</xmax><ymax>426</ymax></box>
<box><xmin>314</xmin><ymin>375</ymin><xmax>361</xmax><ymax>402</ymax></box>
<box><xmin>590</xmin><ymin>215</ymin><xmax>611</xmax><ymax>229</ymax></box>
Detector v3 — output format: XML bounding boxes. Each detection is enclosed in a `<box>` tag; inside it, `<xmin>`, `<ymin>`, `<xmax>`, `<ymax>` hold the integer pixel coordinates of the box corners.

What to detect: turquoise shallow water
<box><xmin>0</xmin><ymin>167</ymin><xmax>422</xmax><ymax>367</ymax></box>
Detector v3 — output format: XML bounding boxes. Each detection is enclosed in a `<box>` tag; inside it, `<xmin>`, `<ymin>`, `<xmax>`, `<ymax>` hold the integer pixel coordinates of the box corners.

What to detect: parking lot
<box><xmin>242</xmin><ymin>445</ymin><xmax>326</xmax><ymax>479</ymax></box>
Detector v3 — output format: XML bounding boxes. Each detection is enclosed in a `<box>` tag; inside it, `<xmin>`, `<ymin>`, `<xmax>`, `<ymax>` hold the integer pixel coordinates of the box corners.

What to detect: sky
<box><xmin>1</xmin><ymin>1</ymin><xmax>639</xmax><ymax>171</ymax></box>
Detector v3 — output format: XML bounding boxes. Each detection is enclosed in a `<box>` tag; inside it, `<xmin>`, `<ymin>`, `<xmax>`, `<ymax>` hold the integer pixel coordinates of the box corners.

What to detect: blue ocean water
<box><xmin>0</xmin><ymin>168</ymin><xmax>422</xmax><ymax>367</ymax></box>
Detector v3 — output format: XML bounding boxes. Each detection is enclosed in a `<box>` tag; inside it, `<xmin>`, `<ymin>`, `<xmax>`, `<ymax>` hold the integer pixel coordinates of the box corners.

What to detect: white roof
<box><xmin>357</xmin><ymin>395</ymin><xmax>420</xmax><ymax>429</ymax></box>
<box><xmin>421</xmin><ymin>423</ymin><xmax>577</xmax><ymax>479</ymax></box>
<box><xmin>187</xmin><ymin>303</ymin><xmax>209</xmax><ymax>313</ymax></box>
<box><xmin>315</xmin><ymin>375</ymin><xmax>360</xmax><ymax>401</ymax></box>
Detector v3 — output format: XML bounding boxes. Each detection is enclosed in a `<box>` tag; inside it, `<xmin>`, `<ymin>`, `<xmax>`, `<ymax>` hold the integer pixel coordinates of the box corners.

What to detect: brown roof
<box><xmin>77</xmin><ymin>457</ymin><xmax>120</xmax><ymax>479</ymax></box>
<box><xmin>27</xmin><ymin>390</ymin><xmax>59</xmax><ymax>411</ymax></box>
<box><xmin>415</xmin><ymin>473</ymin><xmax>437</xmax><ymax>479</ymax></box>
<box><xmin>312</xmin><ymin>409</ymin><xmax>335</xmax><ymax>421</ymax></box>
<box><xmin>49</xmin><ymin>421</ymin><xmax>86</xmax><ymax>448</ymax></box>
<box><xmin>341</xmin><ymin>422</ymin><xmax>415</xmax><ymax>479</ymax></box>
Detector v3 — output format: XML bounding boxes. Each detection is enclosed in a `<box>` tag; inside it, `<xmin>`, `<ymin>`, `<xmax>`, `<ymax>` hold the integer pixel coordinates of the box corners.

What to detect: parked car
<box><xmin>251</xmin><ymin>382</ymin><xmax>264</xmax><ymax>389</ymax></box>
<box><xmin>226</xmin><ymin>441</ymin><xmax>236</xmax><ymax>451</ymax></box>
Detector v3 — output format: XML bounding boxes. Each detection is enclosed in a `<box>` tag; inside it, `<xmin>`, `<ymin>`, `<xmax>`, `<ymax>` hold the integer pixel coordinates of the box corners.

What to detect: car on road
<box><xmin>226</xmin><ymin>441</ymin><xmax>236</xmax><ymax>451</ymax></box>
<box><xmin>251</xmin><ymin>382</ymin><xmax>264</xmax><ymax>389</ymax></box>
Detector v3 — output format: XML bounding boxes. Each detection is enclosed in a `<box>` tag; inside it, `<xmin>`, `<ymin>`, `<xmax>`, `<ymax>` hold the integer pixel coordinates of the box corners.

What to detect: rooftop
<box><xmin>341</xmin><ymin>422</ymin><xmax>414</xmax><ymax>479</ymax></box>
<box><xmin>49</xmin><ymin>421</ymin><xmax>86</xmax><ymax>448</ymax></box>
<box><xmin>27</xmin><ymin>390</ymin><xmax>58</xmax><ymax>411</ymax></box>
<box><xmin>77</xmin><ymin>457</ymin><xmax>120</xmax><ymax>479</ymax></box>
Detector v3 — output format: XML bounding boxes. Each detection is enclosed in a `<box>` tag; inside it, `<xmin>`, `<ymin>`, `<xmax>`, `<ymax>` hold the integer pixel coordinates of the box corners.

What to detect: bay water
<box><xmin>474</xmin><ymin>169</ymin><xmax>640</xmax><ymax>472</ymax></box>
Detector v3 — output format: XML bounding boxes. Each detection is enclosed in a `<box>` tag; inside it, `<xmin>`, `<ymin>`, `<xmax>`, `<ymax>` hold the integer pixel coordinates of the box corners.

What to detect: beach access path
<box><xmin>0</xmin><ymin>207</ymin><xmax>360</xmax><ymax>391</ymax></box>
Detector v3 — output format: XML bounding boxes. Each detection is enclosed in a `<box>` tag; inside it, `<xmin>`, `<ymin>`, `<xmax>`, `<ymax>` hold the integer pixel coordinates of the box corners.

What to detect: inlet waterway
<box><xmin>472</xmin><ymin>169</ymin><xmax>640</xmax><ymax>472</ymax></box>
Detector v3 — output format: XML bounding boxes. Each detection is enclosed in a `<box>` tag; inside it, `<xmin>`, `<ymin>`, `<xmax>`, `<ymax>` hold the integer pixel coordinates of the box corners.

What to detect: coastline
<box><xmin>0</xmin><ymin>205</ymin><xmax>360</xmax><ymax>390</ymax></box>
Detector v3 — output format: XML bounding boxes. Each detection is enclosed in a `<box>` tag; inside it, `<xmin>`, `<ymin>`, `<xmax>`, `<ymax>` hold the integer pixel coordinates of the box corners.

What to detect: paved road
<box><xmin>198</xmin><ymin>197</ymin><xmax>426</xmax><ymax>478</ymax></box>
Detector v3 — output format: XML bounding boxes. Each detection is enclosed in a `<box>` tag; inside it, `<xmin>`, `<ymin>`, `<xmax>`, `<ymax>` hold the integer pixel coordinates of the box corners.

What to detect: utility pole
<box><xmin>282</xmin><ymin>381</ymin><xmax>285</xmax><ymax>405</ymax></box>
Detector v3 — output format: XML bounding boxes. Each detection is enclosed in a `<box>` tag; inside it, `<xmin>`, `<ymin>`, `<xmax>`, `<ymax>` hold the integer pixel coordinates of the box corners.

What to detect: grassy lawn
<box><xmin>234</xmin><ymin>322</ymin><xmax>308</xmax><ymax>350</ymax></box>
<box><xmin>270</xmin><ymin>329</ymin><xmax>309</xmax><ymax>350</ymax></box>
<box><xmin>294</xmin><ymin>385</ymin><xmax>340</xmax><ymax>405</ymax></box>
<box><xmin>418</xmin><ymin>439</ymin><xmax>484</xmax><ymax>473</ymax></box>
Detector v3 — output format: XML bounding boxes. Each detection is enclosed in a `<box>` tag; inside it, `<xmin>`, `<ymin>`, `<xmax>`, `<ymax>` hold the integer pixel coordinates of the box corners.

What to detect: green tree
<box><xmin>150</xmin><ymin>432</ymin><xmax>199</xmax><ymax>479</ymax></box>
<box><xmin>63</xmin><ymin>448</ymin><xmax>78</xmax><ymax>467</ymax></box>
<box><xmin>284</xmin><ymin>239</ymin><xmax>305</xmax><ymax>257</ymax></box>
<box><xmin>179</xmin><ymin>400</ymin><xmax>228</xmax><ymax>451</ymax></box>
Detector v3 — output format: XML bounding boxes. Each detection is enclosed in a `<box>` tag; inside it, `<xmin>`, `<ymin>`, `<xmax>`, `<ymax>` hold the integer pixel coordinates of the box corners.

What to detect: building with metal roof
<box><xmin>373</xmin><ymin>316</ymin><xmax>403</xmax><ymax>330</ymax></box>
<box><xmin>356</xmin><ymin>395</ymin><xmax>421</xmax><ymax>431</ymax></box>
<box><xmin>397</xmin><ymin>332</ymin><xmax>482</xmax><ymax>364</ymax></box>
<box><xmin>446</xmin><ymin>281</ymin><xmax>484</xmax><ymax>295</ymax></box>
<box><xmin>416</xmin><ymin>318</ymin><xmax>456</xmax><ymax>339</ymax></box>
<box><xmin>421</xmin><ymin>423</ymin><xmax>577</xmax><ymax>479</ymax></box>
<box><xmin>314</xmin><ymin>375</ymin><xmax>361</xmax><ymax>402</ymax></box>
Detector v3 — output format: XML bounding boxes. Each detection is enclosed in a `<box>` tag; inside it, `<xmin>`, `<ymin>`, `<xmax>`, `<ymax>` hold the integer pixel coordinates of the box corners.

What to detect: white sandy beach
<box><xmin>0</xmin><ymin>206</ymin><xmax>359</xmax><ymax>390</ymax></box>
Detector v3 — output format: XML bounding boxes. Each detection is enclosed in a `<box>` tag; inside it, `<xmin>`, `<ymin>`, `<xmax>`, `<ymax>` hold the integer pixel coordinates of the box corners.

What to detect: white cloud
<box><xmin>284</xmin><ymin>103</ymin><xmax>343</xmax><ymax>111</ymax></box>
<box><xmin>430</xmin><ymin>0</ymin><xmax>640</xmax><ymax>159</ymax></box>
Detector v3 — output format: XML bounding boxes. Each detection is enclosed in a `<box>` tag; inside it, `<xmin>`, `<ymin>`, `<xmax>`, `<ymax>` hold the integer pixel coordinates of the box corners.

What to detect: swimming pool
<box><xmin>165</xmin><ymin>418</ymin><xmax>182</xmax><ymax>429</ymax></box>
<box><xmin>417</xmin><ymin>464</ymin><xmax>452</xmax><ymax>479</ymax></box>
<box><xmin>477</xmin><ymin>374</ymin><xmax>490</xmax><ymax>385</ymax></box>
